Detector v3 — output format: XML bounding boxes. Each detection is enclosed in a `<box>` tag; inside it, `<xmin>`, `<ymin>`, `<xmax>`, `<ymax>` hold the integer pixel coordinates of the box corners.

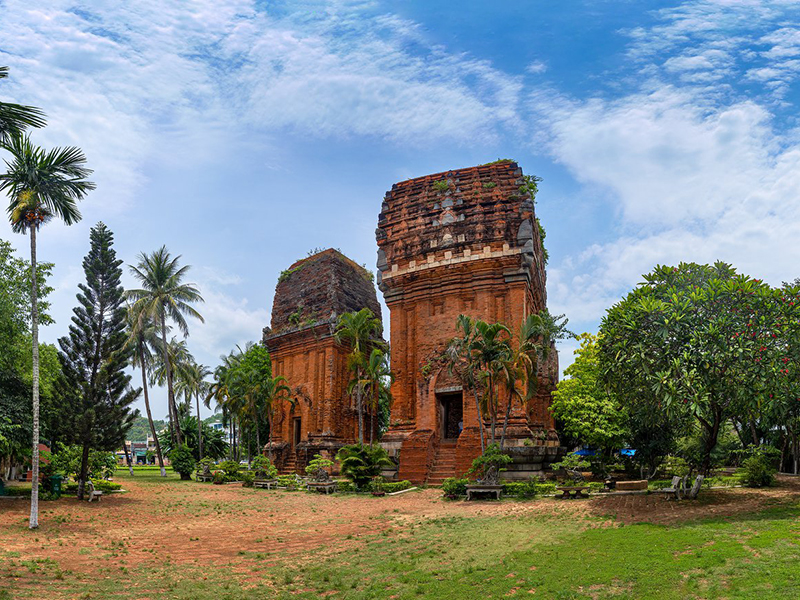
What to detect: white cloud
<box><xmin>526</xmin><ymin>60</ymin><xmax>548</xmax><ymax>74</ymax></box>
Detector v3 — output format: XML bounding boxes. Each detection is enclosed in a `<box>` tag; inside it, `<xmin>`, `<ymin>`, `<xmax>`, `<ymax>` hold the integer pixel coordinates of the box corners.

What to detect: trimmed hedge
<box><xmin>63</xmin><ymin>479</ymin><xmax>122</xmax><ymax>493</ymax></box>
<box><xmin>334</xmin><ymin>479</ymin><xmax>413</xmax><ymax>494</ymax></box>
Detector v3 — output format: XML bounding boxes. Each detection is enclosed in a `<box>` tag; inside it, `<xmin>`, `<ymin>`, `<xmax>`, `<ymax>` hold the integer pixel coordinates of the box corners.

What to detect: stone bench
<box><xmin>556</xmin><ymin>486</ymin><xmax>590</xmax><ymax>499</ymax></box>
<box><xmin>253</xmin><ymin>479</ymin><xmax>277</xmax><ymax>490</ymax></box>
<box><xmin>465</xmin><ymin>484</ymin><xmax>503</xmax><ymax>501</ymax></box>
<box><xmin>307</xmin><ymin>481</ymin><xmax>336</xmax><ymax>494</ymax></box>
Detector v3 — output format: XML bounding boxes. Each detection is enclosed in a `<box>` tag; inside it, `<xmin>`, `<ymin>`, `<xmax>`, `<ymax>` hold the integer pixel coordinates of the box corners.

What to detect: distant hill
<box><xmin>127</xmin><ymin>416</ymin><xmax>166</xmax><ymax>441</ymax></box>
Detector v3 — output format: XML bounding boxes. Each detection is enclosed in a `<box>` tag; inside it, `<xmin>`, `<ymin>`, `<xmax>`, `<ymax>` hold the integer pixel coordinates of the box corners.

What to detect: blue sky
<box><xmin>2</xmin><ymin>0</ymin><xmax>800</xmax><ymax>421</ymax></box>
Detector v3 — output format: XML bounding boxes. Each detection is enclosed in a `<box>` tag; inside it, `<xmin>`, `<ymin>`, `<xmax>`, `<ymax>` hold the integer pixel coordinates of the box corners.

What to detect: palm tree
<box><xmin>260</xmin><ymin>375</ymin><xmax>292</xmax><ymax>460</ymax></box>
<box><xmin>176</xmin><ymin>360</ymin><xmax>212</xmax><ymax>459</ymax></box>
<box><xmin>0</xmin><ymin>67</ymin><xmax>46</xmax><ymax>146</ymax></box>
<box><xmin>126</xmin><ymin>247</ymin><xmax>204</xmax><ymax>447</ymax></box>
<box><xmin>335</xmin><ymin>308</ymin><xmax>383</xmax><ymax>444</ymax></box>
<box><xmin>354</xmin><ymin>348</ymin><xmax>393</xmax><ymax>444</ymax></box>
<box><xmin>445</xmin><ymin>315</ymin><xmax>486</xmax><ymax>452</ymax></box>
<box><xmin>1</xmin><ymin>135</ymin><xmax>94</xmax><ymax>529</ymax></box>
<box><xmin>125</xmin><ymin>306</ymin><xmax>168</xmax><ymax>477</ymax></box>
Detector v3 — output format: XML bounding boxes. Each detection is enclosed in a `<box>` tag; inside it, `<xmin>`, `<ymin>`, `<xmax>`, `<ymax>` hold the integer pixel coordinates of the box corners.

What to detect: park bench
<box><xmin>686</xmin><ymin>475</ymin><xmax>704</xmax><ymax>500</ymax></box>
<box><xmin>86</xmin><ymin>480</ymin><xmax>103</xmax><ymax>502</ymax></box>
<box><xmin>654</xmin><ymin>476</ymin><xmax>685</xmax><ymax>500</ymax></box>
<box><xmin>253</xmin><ymin>479</ymin><xmax>277</xmax><ymax>490</ymax></box>
<box><xmin>555</xmin><ymin>486</ymin><xmax>590</xmax><ymax>499</ymax></box>
<box><xmin>465</xmin><ymin>484</ymin><xmax>503</xmax><ymax>500</ymax></box>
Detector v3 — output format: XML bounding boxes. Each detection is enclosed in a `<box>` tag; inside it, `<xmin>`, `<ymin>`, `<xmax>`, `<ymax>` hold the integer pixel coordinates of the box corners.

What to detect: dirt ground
<box><xmin>1</xmin><ymin>476</ymin><xmax>799</xmax><ymax>580</ymax></box>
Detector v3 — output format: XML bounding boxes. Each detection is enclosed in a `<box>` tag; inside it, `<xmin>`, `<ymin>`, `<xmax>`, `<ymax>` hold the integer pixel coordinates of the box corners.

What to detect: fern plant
<box><xmin>336</xmin><ymin>444</ymin><xmax>393</xmax><ymax>490</ymax></box>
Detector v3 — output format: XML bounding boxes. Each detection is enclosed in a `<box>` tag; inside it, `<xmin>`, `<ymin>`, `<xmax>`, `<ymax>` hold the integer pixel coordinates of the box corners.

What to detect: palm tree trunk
<box><xmin>122</xmin><ymin>440</ymin><xmax>135</xmax><ymax>476</ymax></box>
<box><xmin>28</xmin><ymin>225</ymin><xmax>40</xmax><ymax>529</ymax></box>
<box><xmin>159</xmin><ymin>313</ymin><xmax>182</xmax><ymax>446</ymax></box>
<box><xmin>500</xmin><ymin>387</ymin><xmax>514</xmax><ymax>451</ymax></box>
<box><xmin>357</xmin><ymin>379</ymin><xmax>364</xmax><ymax>444</ymax></box>
<box><xmin>139</xmin><ymin>346</ymin><xmax>166</xmax><ymax>477</ymax></box>
<box><xmin>473</xmin><ymin>386</ymin><xmax>486</xmax><ymax>453</ymax></box>
<box><xmin>267</xmin><ymin>411</ymin><xmax>273</xmax><ymax>461</ymax></box>
<box><xmin>196</xmin><ymin>393</ymin><xmax>203</xmax><ymax>460</ymax></box>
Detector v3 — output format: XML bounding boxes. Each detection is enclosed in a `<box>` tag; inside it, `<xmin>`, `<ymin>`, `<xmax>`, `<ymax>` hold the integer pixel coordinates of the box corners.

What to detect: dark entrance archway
<box><xmin>437</xmin><ymin>391</ymin><xmax>463</xmax><ymax>440</ymax></box>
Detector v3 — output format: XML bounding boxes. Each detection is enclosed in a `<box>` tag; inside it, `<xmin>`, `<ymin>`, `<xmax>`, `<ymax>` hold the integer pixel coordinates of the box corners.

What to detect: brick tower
<box><xmin>376</xmin><ymin>161</ymin><xmax>560</xmax><ymax>484</ymax></box>
<box><xmin>263</xmin><ymin>249</ymin><xmax>383</xmax><ymax>474</ymax></box>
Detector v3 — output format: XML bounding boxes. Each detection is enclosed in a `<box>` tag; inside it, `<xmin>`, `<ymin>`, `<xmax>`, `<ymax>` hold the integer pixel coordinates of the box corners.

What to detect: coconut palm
<box><xmin>176</xmin><ymin>361</ymin><xmax>212</xmax><ymax>459</ymax></box>
<box><xmin>1</xmin><ymin>135</ymin><xmax>94</xmax><ymax>529</ymax></box>
<box><xmin>259</xmin><ymin>375</ymin><xmax>291</xmax><ymax>461</ymax></box>
<box><xmin>352</xmin><ymin>348</ymin><xmax>392</xmax><ymax>444</ymax></box>
<box><xmin>335</xmin><ymin>308</ymin><xmax>383</xmax><ymax>444</ymax></box>
<box><xmin>0</xmin><ymin>67</ymin><xmax>46</xmax><ymax>146</ymax></box>
<box><xmin>125</xmin><ymin>306</ymin><xmax>168</xmax><ymax>476</ymax></box>
<box><xmin>126</xmin><ymin>247</ymin><xmax>204</xmax><ymax>446</ymax></box>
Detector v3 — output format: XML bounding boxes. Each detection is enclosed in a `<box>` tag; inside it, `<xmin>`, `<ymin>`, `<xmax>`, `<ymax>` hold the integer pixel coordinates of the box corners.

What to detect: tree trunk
<box><xmin>700</xmin><ymin>416</ymin><xmax>721</xmax><ymax>475</ymax></box>
<box><xmin>28</xmin><ymin>226</ymin><xmax>40</xmax><ymax>529</ymax></box>
<box><xmin>122</xmin><ymin>440</ymin><xmax>134</xmax><ymax>476</ymax></box>
<box><xmin>267</xmin><ymin>412</ymin><xmax>273</xmax><ymax>461</ymax></box>
<box><xmin>356</xmin><ymin>382</ymin><xmax>364</xmax><ymax>445</ymax></box>
<box><xmin>473</xmin><ymin>386</ymin><xmax>486</xmax><ymax>453</ymax></box>
<box><xmin>489</xmin><ymin>375</ymin><xmax>496</xmax><ymax>446</ymax></box>
<box><xmin>159</xmin><ymin>313</ymin><xmax>182</xmax><ymax>446</ymax></box>
<box><xmin>500</xmin><ymin>387</ymin><xmax>514</xmax><ymax>451</ymax></box>
<box><xmin>139</xmin><ymin>349</ymin><xmax>166</xmax><ymax>477</ymax></box>
<box><xmin>196</xmin><ymin>393</ymin><xmax>203</xmax><ymax>460</ymax></box>
<box><xmin>77</xmin><ymin>442</ymin><xmax>90</xmax><ymax>500</ymax></box>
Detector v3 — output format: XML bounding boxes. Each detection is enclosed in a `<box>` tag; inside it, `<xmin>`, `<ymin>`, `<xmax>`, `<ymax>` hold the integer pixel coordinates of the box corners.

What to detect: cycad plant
<box><xmin>336</xmin><ymin>443</ymin><xmax>393</xmax><ymax>490</ymax></box>
<box><xmin>1</xmin><ymin>134</ymin><xmax>94</xmax><ymax>529</ymax></box>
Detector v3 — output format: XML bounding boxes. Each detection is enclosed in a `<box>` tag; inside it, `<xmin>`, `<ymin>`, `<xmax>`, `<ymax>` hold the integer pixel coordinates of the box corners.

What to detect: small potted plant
<box><xmin>371</xmin><ymin>475</ymin><xmax>386</xmax><ymax>497</ymax></box>
<box><xmin>212</xmin><ymin>470</ymin><xmax>226</xmax><ymax>485</ymax></box>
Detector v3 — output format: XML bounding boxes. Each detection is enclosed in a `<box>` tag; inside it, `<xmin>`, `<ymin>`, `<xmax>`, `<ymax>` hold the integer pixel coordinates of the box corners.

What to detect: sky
<box><xmin>2</xmin><ymin>0</ymin><xmax>800</xmax><ymax>422</ymax></box>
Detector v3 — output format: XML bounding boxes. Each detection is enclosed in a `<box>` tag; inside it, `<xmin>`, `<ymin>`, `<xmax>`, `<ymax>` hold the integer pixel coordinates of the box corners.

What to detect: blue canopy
<box><xmin>619</xmin><ymin>448</ymin><xmax>637</xmax><ymax>457</ymax></box>
<box><xmin>573</xmin><ymin>448</ymin><xmax>596</xmax><ymax>456</ymax></box>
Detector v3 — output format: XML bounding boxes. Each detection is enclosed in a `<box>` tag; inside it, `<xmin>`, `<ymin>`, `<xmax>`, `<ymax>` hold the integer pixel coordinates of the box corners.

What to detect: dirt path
<box><xmin>2</xmin><ymin>476</ymin><xmax>798</xmax><ymax>580</ymax></box>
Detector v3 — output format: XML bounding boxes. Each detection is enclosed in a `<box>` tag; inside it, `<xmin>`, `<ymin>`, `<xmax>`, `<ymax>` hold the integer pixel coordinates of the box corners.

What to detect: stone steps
<box><xmin>425</xmin><ymin>444</ymin><xmax>459</xmax><ymax>485</ymax></box>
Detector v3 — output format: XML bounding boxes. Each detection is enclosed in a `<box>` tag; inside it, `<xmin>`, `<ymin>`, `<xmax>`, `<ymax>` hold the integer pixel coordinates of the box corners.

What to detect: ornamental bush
<box><xmin>169</xmin><ymin>445</ymin><xmax>196</xmax><ymax>480</ymax></box>
<box><xmin>251</xmin><ymin>455</ymin><xmax>278</xmax><ymax>479</ymax></box>
<box><xmin>442</xmin><ymin>478</ymin><xmax>469</xmax><ymax>497</ymax></box>
<box><xmin>218</xmin><ymin>460</ymin><xmax>241</xmax><ymax>480</ymax></box>
<box><xmin>336</xmin><ymin>444</ymin><xmax>393</xmax><ymax>490</ymax></box>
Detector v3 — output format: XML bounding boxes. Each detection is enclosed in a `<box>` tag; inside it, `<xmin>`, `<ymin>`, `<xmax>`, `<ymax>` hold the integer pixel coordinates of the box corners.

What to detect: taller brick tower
<box><xmin>376</xmin><ymin>161</ymin><xmax>559</xmax><ymax>484</ymax></box>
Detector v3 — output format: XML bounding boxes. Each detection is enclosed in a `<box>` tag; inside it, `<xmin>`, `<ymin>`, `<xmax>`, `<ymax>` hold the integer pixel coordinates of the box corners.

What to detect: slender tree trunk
<box><xmin>500</xmin><ymin>387</ymin><xmax>514</xmax><ymax>451</ymax></box>
<box><xmin>357</xmin><ymin>380</ymin><xmax>364</xmax><ymax>444</ymax></box>
<box><xmin>139</xmin><ymin>348</ymin><xmax>166</xmax><ymax>477</ymax></box>
<box><xmin>122</xmin><ymin>440</ymin><xmax>134</xmax><ymax>476</ymax></box>
<box><xmin>28</xmin><ymin>226</ymin><xmax>40</xmax><ymax>529</ymax></box>
<box><xmin>700</xmin><ymin>417</ymin><xmax>721</xmax><ymax>475</ymax></box>
<box><xmin>267</xmin><ymin>412</ymin><xmax>273</xmax><ymax>461</ymax></box>
<box><xmin>489</xmin><ymin>375</ymin><xmax>496</xmax><ymax>446</ymax></box>
<box><xmin>196</xmin><ymin>393</ymin><xmax>203</xmax><ymax>460</ymax></box>
<box><xmin>159</xmin><ymin>313</ymin><xmax>182</xmax><ymax>446</ymax></box>
<box><xmin>77</xmin><ymin>442</ymin><xmax>90</xmax><ymax>501</ymax></box>
<box><xmin>473</xmin><ymin>386</ymin><xmax>486</xmax><ymax>453</ymax></box>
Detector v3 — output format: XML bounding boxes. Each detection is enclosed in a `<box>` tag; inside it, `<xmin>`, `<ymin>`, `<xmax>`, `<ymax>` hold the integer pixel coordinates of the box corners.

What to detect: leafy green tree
<box><xmin>175</xmin><ymin>361</ymin><xmax>212</xmax><ymax>459</ymax></box>
<box><xmin>599</xmin><ymin>262</ymin><xmax>779</xmax><ymax>473</ymax></box>
<box><xmin>169</xmin><ymin>444</ymin><xmax>196</xmax><ymax>480</ymax></box>
<box><xmin>551</xmin><ymin>334</ymin><xmax>629</xmax><ymax>453</ymax></box>
<box><xmin>0</xmin><ymin>67</ymin><xmax>45</xmax><ymax>146</ymax></box>
<box><xmin>158</xmin><ymin>415</ymin><xmax>228</xmax><ymax>461</ymax></box>
<box><xmin>52</xmin><ymin>223</ymin><xmax>139</xmax><ymax>499</ymax></box>
<box><xmin>335</xmin><ymin>308</ymin><xmax>384</xmax><ymax>444</ymax></box>
<box><xmin>1</xmin><ymin>135</ymin><xmax>94</xmax><ymax>527</ymax></box>
<box><xmin>126</xmin><ymin>247</ymin><xmax>204</xmax><ymax>447</ymax></box>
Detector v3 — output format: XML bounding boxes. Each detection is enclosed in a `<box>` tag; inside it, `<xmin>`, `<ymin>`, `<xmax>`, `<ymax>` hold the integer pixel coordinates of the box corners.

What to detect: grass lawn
<box><xmin>1</xmin><ymin>472</ymin><xmax>798</xmax><ymax>599</ymax></box>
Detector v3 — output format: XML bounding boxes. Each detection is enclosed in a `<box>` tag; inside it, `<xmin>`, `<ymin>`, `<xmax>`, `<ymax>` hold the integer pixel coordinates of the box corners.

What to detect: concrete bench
<box><xmin>86</xmin><ymin>481</ymin><xmax>103</xmax><ymax>502</ymax></box>
<box><xmin>253</xmin><ymin>479</ymin><xmax>277</xmax><ymax>489</ymax></box>
<box><xmin>465</xmin><ymin>484</ymin><xmax>503</xmax><ymax>500</ymax></box>
<box><xmin>308</xmin><ymin>482</ymin><xmax>336</xmax><ymax>494</ymax></box>
<box><xmin>556</xmin><ymin>486</ymin><xmax>590</xmax><ymax>499</ymax></box>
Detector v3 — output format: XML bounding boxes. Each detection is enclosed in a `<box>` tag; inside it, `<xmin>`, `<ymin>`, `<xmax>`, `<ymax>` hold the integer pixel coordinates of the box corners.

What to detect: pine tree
<box><xmin>54</xmin><ymin>223</ymin><xmax>139</xmax><ymax>499</ymax></box>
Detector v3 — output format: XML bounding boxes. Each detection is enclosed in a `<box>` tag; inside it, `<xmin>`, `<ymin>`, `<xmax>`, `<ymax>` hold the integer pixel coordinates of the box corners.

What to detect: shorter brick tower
<box><xmin>263</xmin><ymin>249</ymin><xmax>383</xmax><ymax>474</ymax></box>
<box><xmin>376</xmin><ymin>161</ymin><xmax>561</xmax><ymax>484</ymax></box>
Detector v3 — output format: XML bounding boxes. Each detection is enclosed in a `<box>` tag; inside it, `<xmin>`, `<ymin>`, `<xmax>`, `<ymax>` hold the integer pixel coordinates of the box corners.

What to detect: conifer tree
<box><xmin>54</xmin><ymin>223</ymin><xmax>139</xmax><ymax>499</ymax></box>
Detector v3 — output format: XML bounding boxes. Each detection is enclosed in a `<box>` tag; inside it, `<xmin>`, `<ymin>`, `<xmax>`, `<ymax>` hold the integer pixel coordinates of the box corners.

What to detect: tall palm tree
<box><xmin>176</xmin><ymin>361</ymin><xmax>212</xmax><ymax>459</ymax></box>
<box><xmin>125</xmin><ymin>306</ymin><xmax>168</xmax><ymax>476</ymax></box>
<box><xmin>445</xmin><ymin>315</ymin><xmax>486</xmax><ymax>452</ymax></box>
<box><xmin>352</xmin><ymin>348</ymin><xmax>392</xmax><ymax>444</ymax></box>
<box><xmin>0</xmin><ymin>67</ymin><xmax>46</xmax><ymax>146</ymax></box>
<box><xmin>126</xmin><ymin>247</ymin><xmax>204</xmax><ymax>447</ymax></box>
<box><xmin>335</xmin><ymin>308</ymin><xmax>383</xmax><ymax>444</ymax></box>
<box><xmin>259</xmin><ymin>375</ymin><xmax>291</xmax><ymax>461</ymax></box>
<box><xmin>1</xmin><ymin>135</ymin><xmax>94</xmax><ymax>529</ymax></box>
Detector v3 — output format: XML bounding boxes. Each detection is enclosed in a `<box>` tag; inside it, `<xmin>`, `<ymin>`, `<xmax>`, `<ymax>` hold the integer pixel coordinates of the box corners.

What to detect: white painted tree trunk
<box><xmin>29</xmin><ymin>226</ymin><xmax>40</xmax><ymax>529</ymax></box>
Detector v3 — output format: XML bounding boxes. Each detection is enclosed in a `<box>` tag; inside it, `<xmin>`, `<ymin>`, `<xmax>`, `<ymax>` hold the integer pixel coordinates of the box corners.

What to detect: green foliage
<box><xmin>482</xmin><ymin>181</ymin><xmax>496</xmax><ymax>189</ymax></box>
<box><xmin>381</xmin><ymin>480</ymin><xmax>412</xmax><ymax>494</ymax></box>
<box><xmin>48</xmin><ymin>444</ymin><xmax>117</xmax><ymax>481</ymax></box>
<box><xmin>169</xmin><ymin>444</ymin><xmax>196</xmax><ymax>479</ymax></box>
<box><xmin>217</xmin><ymin>460</ymin><xmax>241</xmax><ymax>478</ymax></box>
<box><xmin>551</xmin><ymin>333</ymin><xmax>629</xmax><ymax>452</ymax></box>
<box><xmin>432</xmin><ymin>180</ymin><xmax>449</xmax><ymax>193</ymax></box>
<box><xmin>305</xmin><ymin>454</ymin><xmax>334</xmax><ymax>477</ymax></box>
<box><xmin>660</xmin><ymin>455</ymin><xmax>690</xmax><ymax>478</ymax></box>
<box><xmin>738</xmin><ymin>446</ymin><xmax>780</xmax><ymax>487</ymax></box>
<box><xmin>63</xmin><ymin>479</ymin><xmax>121</xmax><ymax>494</ymax></box>
<box><xmin>535</xmin><ymin>217</ymin><xmax>549</xmax><ymax>264</ymax></box>
<box><xmin>126</xmin><ymin>415</ymin><xmax>166</xmax><ymax>442</ymax></box>
<box><xmin>336</xmin><ymin>443</ymin><xmax>393</xmax><ymax>489</ymax></box>
<box><xmin>158</xmin><ymin>415</ymin><xmax>229</xmax><ymax>461</ymax></box>
<box><xmin>212</xmin><ymin>470</ymin><xmax>226</xmax><ymax>484</ymax></box>
<box><xmin>241</xmin><ymin>471</ymin><xmax>255</xmax><ymax>487</ymax></box>
<box><xmin>251</xmin><ymin>455</ymin><xmax>278</xmax><ymax>479</ymax></box>
<box><xmin>442</xmin><ymin>477</ymin><xmax>469</xmax><ymax>496</ymax></box>
<box><xmin>277</xmin><ymin>474</ymin><xmax>303</xmax><ymax>490</ymax></box>
<box><xmin>550</xmin><ymin>452</ymin><xmax>591</xmax><ymax>472</ymax></box>
<box><xmin>277</xmin><ymin>266</ymin><xmax>301</xmax><ymax>283</ymax></box>
<box><xmin>466</xmin><ymin>444</ymin><xmax>513</xmax><ymax>480</ymax></box>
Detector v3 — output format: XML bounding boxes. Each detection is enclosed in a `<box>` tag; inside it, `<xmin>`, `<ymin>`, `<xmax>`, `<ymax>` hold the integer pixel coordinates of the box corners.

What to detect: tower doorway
<box><xmin>292</xmin><ymin>417</ymin><xmax>302</xmax><ymax>447</ymax></box>
<box><xmin>438</xmin><ymin>392</ymin><xmax>463</xmax><ymax>440</ymax></box>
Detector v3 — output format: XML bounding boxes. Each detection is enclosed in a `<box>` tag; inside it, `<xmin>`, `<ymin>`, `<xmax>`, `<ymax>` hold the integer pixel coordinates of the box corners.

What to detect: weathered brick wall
<box><xmin>263</xmin><ymin>249</ymin><xmax>382</xmax><ymax>473</ymax></box>
<box><xmin>376</xmin><ymin>162</ymin><xmax>558</xmax><ymax>484</ymax></box>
